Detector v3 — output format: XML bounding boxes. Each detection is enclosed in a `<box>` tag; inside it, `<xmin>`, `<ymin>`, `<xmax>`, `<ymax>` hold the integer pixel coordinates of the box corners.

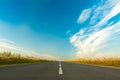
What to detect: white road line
<box><xmin>59</xmin><ymin>62</ymin><xmax>63</xmax><ymax>75</ymax></box>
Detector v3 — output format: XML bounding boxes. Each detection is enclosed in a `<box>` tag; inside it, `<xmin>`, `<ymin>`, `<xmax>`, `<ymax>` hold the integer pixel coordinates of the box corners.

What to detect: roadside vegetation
<box><xmin>0</xmin><ymin>51</ymin><xmax>50</xmax><ymax>65</ymax></box>
<box><xmin>68</xmin><ymin>58</ymin><xmax>120</xmax><ymax>67</ymax></box>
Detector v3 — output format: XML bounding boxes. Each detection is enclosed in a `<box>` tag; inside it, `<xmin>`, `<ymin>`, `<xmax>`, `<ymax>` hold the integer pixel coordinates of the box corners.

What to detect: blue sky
<box><xmin>0</xmin><ymin>0</ymin><xmax>120</xmax><ymax>60</ymax></box>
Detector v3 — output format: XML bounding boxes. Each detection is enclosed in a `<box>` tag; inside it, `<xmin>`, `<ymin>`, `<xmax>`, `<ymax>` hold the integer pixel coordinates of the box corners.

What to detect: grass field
<box><xmin>0</xmin><ymin>52</ymin><xmax>50</xmax><ymax>65</ymax></box>
<box><xmin>68</xmin><ymin>58</ymin><xmax>120</xmax><ymax>67</ymax></box>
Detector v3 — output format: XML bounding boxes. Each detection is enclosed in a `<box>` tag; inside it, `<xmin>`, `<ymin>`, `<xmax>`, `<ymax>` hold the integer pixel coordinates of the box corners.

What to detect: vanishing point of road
<box><xmin>0</xmin><ymin>62</ymin><xmax>120</xmax><ymax>80</ymax></box>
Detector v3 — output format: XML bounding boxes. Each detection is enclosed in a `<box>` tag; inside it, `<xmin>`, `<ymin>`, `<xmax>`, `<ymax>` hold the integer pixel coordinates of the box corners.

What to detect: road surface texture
<box><xmin>0</xmin><ymin>62</ymin><xmax>120</xmax><ymax>80</ymax></box>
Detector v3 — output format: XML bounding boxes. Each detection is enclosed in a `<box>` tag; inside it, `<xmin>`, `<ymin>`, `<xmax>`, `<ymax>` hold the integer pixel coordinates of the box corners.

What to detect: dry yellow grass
<box><xmin>67</xmin><ymin>58</ymin><xmax>120</xmax><ymax>67</ymax></box>
<box><xmin>0</xmin><ymin>51</ymin><xmax>50</xmax><ymax>65</ymax></box>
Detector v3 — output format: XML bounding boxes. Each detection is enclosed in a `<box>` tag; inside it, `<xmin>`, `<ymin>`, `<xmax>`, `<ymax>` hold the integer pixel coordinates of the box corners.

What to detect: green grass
<box><xmin>0</xmin><ymin>51</ymin><xmax>50</xmax><ymax>65</ymax></box>
<box><xmin>68</xmin><ymin>58</ymin><xmax>120</xmax><ymax>67</ymax></box>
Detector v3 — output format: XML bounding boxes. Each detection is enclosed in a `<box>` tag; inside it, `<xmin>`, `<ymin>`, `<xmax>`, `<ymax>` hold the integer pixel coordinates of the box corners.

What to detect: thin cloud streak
<box><xmin>70</xmin><ymin>22</ymin><xmax>120</xmax><ymax>58</ymax></box>
<box><xmin>70</xmin><ymin>0</ymin><xmax>120</xmax><ymax>58</ymax></box>
<box><xmin>93</xmin><ymin>1</ymin><xmax>120</xmax><ymax>29</ymax></box>
<box><xmin>77</xmin><ymin>8</ymin><xmax>92</xmax><ymax>23</ymax></box>
<box><xmin>0</xmin><ymin>20</ymin><xmax>58</xmax><ymax>60</ymax></box>
<box><xmin>0</xmin><ymin>38</ymin><xmax>58</xmax><ymax>60</ymax></box>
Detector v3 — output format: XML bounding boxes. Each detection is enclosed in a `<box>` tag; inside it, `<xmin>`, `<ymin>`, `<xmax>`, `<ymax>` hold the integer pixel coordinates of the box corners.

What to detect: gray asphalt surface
<box><xmin>62</xmin><ymin>62</ymin><xmax>120</xmax><ymax>80</ymax></box>
<box><xmin>0</xmin><ymin>62</ymin><xmax>120</xmax><ymax>80</ymax></box>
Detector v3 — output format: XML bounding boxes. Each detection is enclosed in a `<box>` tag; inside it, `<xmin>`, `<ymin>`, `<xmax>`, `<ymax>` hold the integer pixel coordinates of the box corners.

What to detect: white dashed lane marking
<box><xmin>59</xmin><ymin>62</ymin><xmax>63</xmax><ymax>75</ymax></box>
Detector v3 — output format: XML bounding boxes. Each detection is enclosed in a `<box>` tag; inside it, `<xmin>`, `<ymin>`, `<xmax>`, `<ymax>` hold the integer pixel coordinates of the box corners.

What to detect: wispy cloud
<box><xmin>0</xmin><ymin>20</ymin><xmax>58</xmax><ymax>59</ymax></box>
<box><xmin>77</xmin><ymin>8</ymin><xmax>92</xmax><ymax>23</ymax></box>
<box><xmin>92</xmin><ymin>1</ymin><xmax>120</xmax><ymax>29</ymax></box>
<box><xmin>0</xmin><ymin>20</ymin><xmax>58</xmax><ymax>60</ymax></box>
<box><xmin>66</xmin><ymin>30</ymin><xmax>71</xmax><ymax>36</ymax></box>
<box><xmin>0</xmin><ymin>39</ymin><xmax>58</xmax><ymax>60</ymax></box>
<box><xmin>0</xmin><ymin>39</ymin><xmax>15</xmax><ymax>44</ymax></box>
<box><xmin>89</xmin><ymin>0</ymin><xmax>119</xmax><ymax>25</ymax></box>
<box><xmin>70</xmin><ymin>0</ymin><xmax>120</xmax><ymax>58</ymax></box>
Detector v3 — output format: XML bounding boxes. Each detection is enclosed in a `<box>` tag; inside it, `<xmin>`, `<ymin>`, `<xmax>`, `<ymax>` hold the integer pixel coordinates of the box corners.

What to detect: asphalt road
<box><xmin>0</xmin><ymin>62</ymin><xmax>120</xmax><ymax>80</ymax></box>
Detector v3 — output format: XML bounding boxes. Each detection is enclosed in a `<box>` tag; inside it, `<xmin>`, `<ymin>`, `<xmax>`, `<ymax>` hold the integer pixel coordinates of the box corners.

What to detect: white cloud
<box><xmin>94</xmin><ymin>53</ymin><xmax>113</xmax><ymax>58</ymax></box>
<box><xmin>70</xmin><ymin>0</ymin><xmax>120</xmax><ymax>58</ymax></box>
<box><xmin>79</xmin><ymin>29</ymin><xmax>85</xmax><ymax>35</ymax></box>
<box><xmin>66</xmin><ymin>30</ymin><xmax>71</xmax><ymax>36</ymax></box>
<box><xmin>89</xmin><ymin>0</ymin><xmax>118</xmax><ymax>25</ymax></box>
<box><xmin>0</xmin><ymin>39</ymin><xmax>15</xmax><ymax>44</ymax></box>
<box><xmin>0</xmin><ymin>39</ymin><xmax>58</xmax><ymax>60</ymax></box>
<box><xmin>71</xmin><ymin>21</ymin><xmax>120</xmax><ymax>58</ymax></box>
<box><xmin>94</xmin><ymin>49</ymin><xmax>120</xmax><ymax>58</ymax></box>
<box><xmin>77</xmin><ymin>8</ymin><xmax>92</xmax><ymax>23</ymax></box>
<box><xmin>93</xmin><ymin>1</ymin><xmax>120</xmax><ymax>29</ymax></box>
<box><xmin>0</xmin><ymin>20</ymin><xmax>58</xmax><ymax>60</ymax></box>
